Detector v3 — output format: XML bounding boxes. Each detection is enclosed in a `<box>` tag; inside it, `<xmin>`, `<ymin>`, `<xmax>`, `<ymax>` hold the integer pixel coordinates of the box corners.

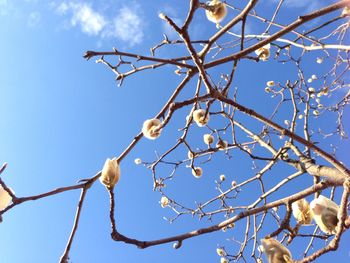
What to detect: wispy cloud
<box><xmin>56</xmin><ymin>2</ymin><xmax>106</xmax><ymax>36</ymax></box>
<box><xmin>0</xmin><ymin>0</ymin><xmax>12</xmax><ymax>16</ymax></box>
<box><xmin>102</xmin><ymin>6</ymin><xmax>144</xmax><ymax>46</ymax></box>
<box><xmin>28</xmin><ymin>11</ymin><xmax>41</xmax><ymax>27</ymax></box>
<box><xmin>55</xmin><ymin>1</ymin><xmax>145</xmax><ymax>46</ymax></box>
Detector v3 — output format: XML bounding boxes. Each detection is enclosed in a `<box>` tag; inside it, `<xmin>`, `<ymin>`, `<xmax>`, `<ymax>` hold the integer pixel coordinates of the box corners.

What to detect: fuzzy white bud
<box><xmin>203</xmin><ymin>134</ymin><xmax>214</xmax><ymax>145</ymax></box>
<box><xmin>0</xmin><ymin>185</ymin><xmax>13</xmax><ymax>211</ymax></box>
<box><xmin>100</xmin><ymin>158</ymin><xmax>120</xmax><ymax>189</ymax></box>
<box><xmin>255</xmin><ymin>44</ymin><xmax>271</xmax><ymax>61</ymax></box>
<box><xmin>205</xmin><ymin>0</ymin><xmax>227</xmax><ymax>24</ymax></box>
<box><xmin>160</xmin><ymin>196</ymin><xmax>169</xmax><ymax>208</ymax></box>
<box><xmin>142</xmin><ymin>118</ymin><xmax>162</xmax><ymax>140</ymax></box>
<box><xmin>310</xmin><ymin>195</ymin><xmax>339</xmax><ymax>234</ymax></box>
<box><xmin>193</xmin><ymin>109</ymin><xmax>210</xmax><ymax>127</ymax></box>
<box><xmin>292</xmin><ymin>198</ymin><xmax>312</xmax><ymax>225</ymax></box>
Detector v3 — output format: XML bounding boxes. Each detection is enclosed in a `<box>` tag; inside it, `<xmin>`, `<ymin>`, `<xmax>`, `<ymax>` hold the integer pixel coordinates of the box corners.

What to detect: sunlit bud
<box><xmin>142</xmin><ymin>118</ymin><xmax>162</xmax><ymax>140</ymax></box>
<box><xmin>307</xmin><ymin>78</ymin><xmax>313</xmax><ymax>83</ymax></box>
<box><xmin>260</xmin><ymin>238</ymin><xmax>292</xmax><ymax>263</ymax></box>
<box><xmin>315</xmin><ymin>98</ymin><xmax>321</xmax><ymax>103</ymax></box>
<box><xmin>188</xmin><ymin>151</ymin><xmax>194</xmax><ymax>159</ymax></box>
<box><xmin>219</xmin><ymin>174</ymin><xmax>226</xmax><ymax>181</ymax></box>
<box><xmin>231</xmin><ymin>180</ymin><xmax>237</xmax><ymax>187</ymax></box>
<box><xmin>310</xmin><ymin>195</ymin><xmax>339</xmax><ymax>234</ymax></box>
<box><xmin>322</xmin><ymin>88</ymin><xmax>329</xmax><ymax>95</ymax></box>
<box><xmin>308</xmin><ymin>87</ymin><xmax>315</xmax><ymax>93</ymax></box>
<box><xmin>174</xmin><ymin>69</ymin><xmax>181</xmax><ymax>75</ymax></box>
<box><xmin>281</xmin><ymin>152</ymin><xmax>289</xmax><ymax>160</ymax></box>
<box><xmin>266</xmin><ymin>81</ymin><xmax>275</xmax><ymax>87</ymax></box>
<box><xmin>316</xmin><ymin>57</ymin><xmax>323</xmax><ymax>64</ymax></box>
<box><xmin>298</xmin><ymin>114</ymin><xmax>303</xmax><ymax>119</ymax></box>
<box><xmin>313</xmin><ymin>110</ymin><xmax>319</xmax><ymax>116</ymax></box>
<box><xmin>243</xmin><ymin>145</ymin><xmax>252</xmax><ymax>154</ymax></box>
<box><xmin>255</xmin><ymin>44</ymin><xmax>271</xmax><ymax>61</ymax></box>
<box><xmin>257</xmin><ymin>259</ymin><xmax>263</xmax><ymax>263</ymax></box>
<box><xmin>0</xmin><ymin>185</ymin><xmax>13</xmax><ymax>211</ymax></box>
<box><xmin>310</xmin><ymin>94</ymin><xmax>316</xmax><ymax>98</ymax></box>
<box><xmin>216</xmin><ymin>248</ymin><xmax>225</xmax><ymax>256</ymax></box>
<box><xmin>205</xmin><ymin>0</ymin><xmax>227</xmax><ymax>24</ymax></box>
<box><xmin>220</xmin><ymin>257</ymin><xmax>228</xmax><ymax>263</ymax></box>
<box><xmin>317</xmin><ymin>104</ymin><xmax>324</xmax><ymax>109</ymax></box>
<box><xmin>272</xmin><ymin>206</ymin><xmax>278</xmax><ymax>212</ymax></box>
<box><xmin>341</xmin><ymin>6</ymin><xmax>349</xmax><ymax>16</ymax></box>
<box><xmin>160</xmin><ymin>196</ymin><xmax>169</xmax><ymax>208</ymax></box>
<box><xmin>134</xmin><ymin>158</ymin><xmax>142</xmax><ymax>165</ymax></box>
<box><xmin>204</xmin><ymin>134</ymin><xmax>214</xmax><ymax>145</ymax></box>
<box><xmin>311</xmin><ymin>74</ymin><xmax>317</xmax><ymax>80</ymax></box>
<box><xmin>292</xmin><ymin>198</ymin><xmax>312</xmax><ymax>225</ymax></box>
<box><xmin>158</xmin><ymin>13</ymin><xmax>166</xmax><ymax>20</ymax></box>
<box><xmin>284</xmin><ymin>120</ymin><xmax>290</xmax><ymax>126</ymax></box>
<box><xmin>193</xmin><ymin>109</ymin><xmax>210</xmax><ymax>127</ymax></box>
<box><xmin>265</xmin><ymin>87</ymin><xmax>271</xmax><ymax>93</ymax></box>
<box><xmin>228</xmin><ymin>223</ymin><xmax>235</xmax><ymax>228</ymax></box>
<box><xmin>216</xmin><ymin>139</ymin><xmax>228</xmax><ymax>151</ymax></box>
<box><xmin>100</xmin><ymin>158</ymin><xmax>120</xmax><ymax>189</ymax></box>
<box><xmin>192</xmin><ymin>167</ymin><xmax>203</xmax><ymax>178</ymax></box>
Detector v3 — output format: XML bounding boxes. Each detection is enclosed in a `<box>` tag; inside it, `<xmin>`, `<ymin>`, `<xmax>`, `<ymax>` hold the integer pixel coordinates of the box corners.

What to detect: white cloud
<box><xmin>56</xmin><ymin>2</ymin><xmax>106</xmax><ymax>36</ymax></box>
<box><xmin>55</xmin><ymin>1</ymin><xmax>145</xmax><ymax>46</ymax></box>
<box><xmin>103</xmin><ymin>6</ymin><xmax>144</xmax><ymax>46</ymax></box>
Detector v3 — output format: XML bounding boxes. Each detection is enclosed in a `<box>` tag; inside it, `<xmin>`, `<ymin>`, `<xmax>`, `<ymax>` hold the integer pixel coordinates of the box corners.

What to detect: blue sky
<box><xmin>0</xmin><ymin>0</ymin><xmax>349</xmax><ymax>262</ymax></box>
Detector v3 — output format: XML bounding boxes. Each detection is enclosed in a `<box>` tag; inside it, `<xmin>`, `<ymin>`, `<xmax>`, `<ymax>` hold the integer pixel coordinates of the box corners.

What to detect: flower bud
<box><xmin>292</xmin><ymin>198</ymin><xmax>312</xmax><ymax>225</ymax></box>
<box><xmin>216</xmin><ymin>248</ymin><xmax>225</xmax><ymax>256</ymax></box>
<box><xmin>160</xmin><ymin>196</ymin><xmax>169</xmax><ymax>208</ymax></box>
<box><xmin>192</xmin><ymin>167</ymin><xmax>203</xmax><ymax>178</ymax></box>
<box><xmin>260</xmin><ymin>238</ymin><xmax>292</xmax><ymax>263</ymax></box>
<box><xmin>216</xmin><ymin>139</ymin><xmax>228</xmax><ymax>151</ymax></box>
<box><xmin>203</xmin><ymin>134</ymin><xmax>214</xmax><ymax>145</ymax></box>
<box><xmin>193</xmin><ymin>109</ymin><xmax>210</xmax><ymax>127</ymax></box>
<box><xmin>255</xmin><ymin>44</ymin><xmax>271</xmax><ymax>61</ymax></box>
<box><xmin>310</xmin><ymin>195</ymin><xmax>339</xmax><ymax>234</ymax></box>
<box><xmin>266</xmin><ymin>81</ymin><xmax>275</xmax><ymax>87</ymax></box>
<box><xmin>0</xmin><ymin>185</ymin><xmax>12</xmax><ymax>211</ymax></box>
<box><xmin>205</xmin><ymin>0</ymin><xmax>227</xmax><ymax>24</ymax></box>
<box><xmin>100</xmin><ymin>158</ymin><xmax>120</xmax><ymax>189</ymax></box>
<box><xmin>142</xmin><ymin>118</ymin><xmax>162</xmax><ymax>139</ymax></box>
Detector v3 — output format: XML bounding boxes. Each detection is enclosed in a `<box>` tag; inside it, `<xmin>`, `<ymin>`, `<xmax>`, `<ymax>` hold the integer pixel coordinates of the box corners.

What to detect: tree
<box><xmin>1</xmin><ymin>0</ymin><xmax>350</xmax><ymax>262</ymax></box>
